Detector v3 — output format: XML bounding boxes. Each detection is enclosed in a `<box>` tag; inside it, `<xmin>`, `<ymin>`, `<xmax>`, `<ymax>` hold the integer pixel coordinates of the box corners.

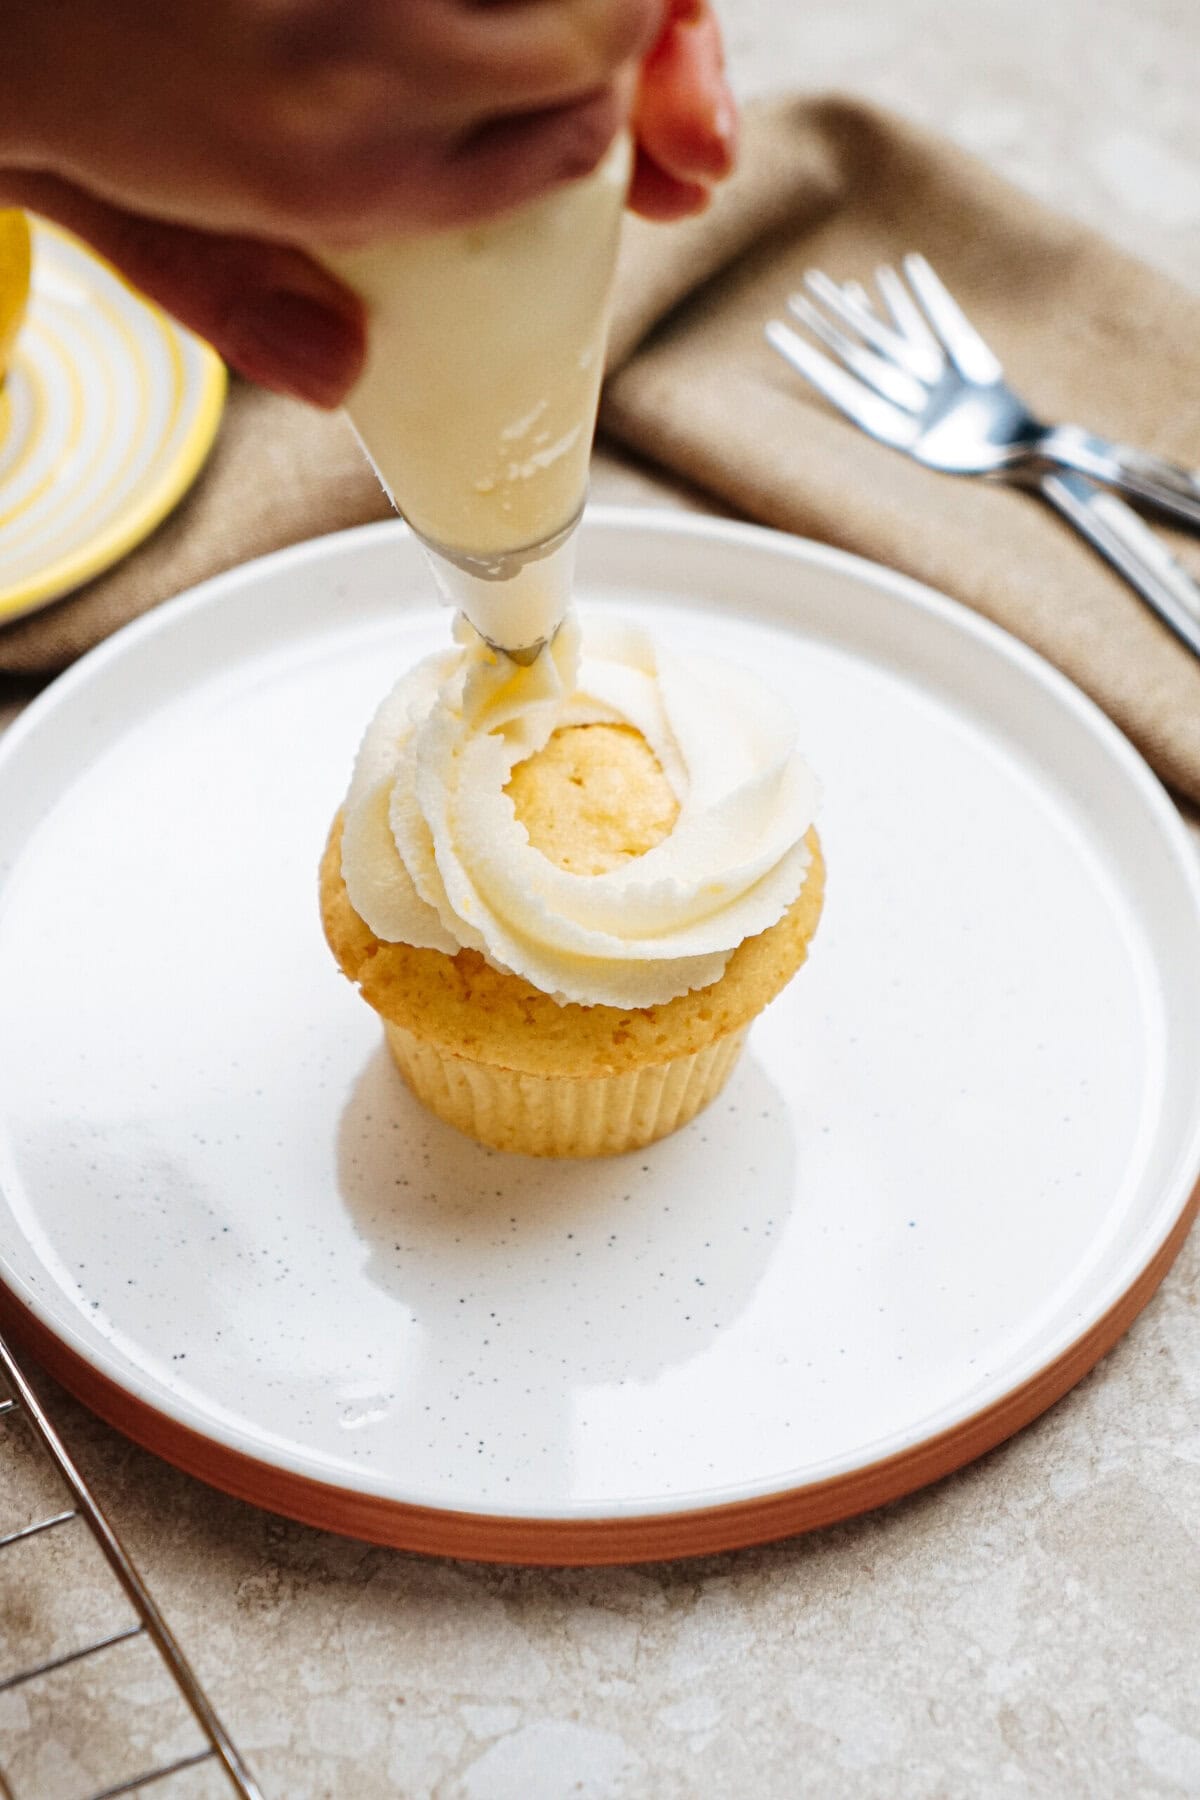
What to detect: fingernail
<box><xmin>226</xmin><ymin>289</ymin><xmax>364</xmax><ymax>408</ymax></box>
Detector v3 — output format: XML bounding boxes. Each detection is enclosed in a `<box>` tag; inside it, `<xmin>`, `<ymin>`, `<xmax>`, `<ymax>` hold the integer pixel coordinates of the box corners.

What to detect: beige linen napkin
<box><xmin>602</xmin><ymin>95</ymin><xmax>1200</xmax><ymax>802</ymax></box>
<box><xmin>4</xmin><ymin>95</ymin><xmax>1200</xmax><ymax>798</ymax></box>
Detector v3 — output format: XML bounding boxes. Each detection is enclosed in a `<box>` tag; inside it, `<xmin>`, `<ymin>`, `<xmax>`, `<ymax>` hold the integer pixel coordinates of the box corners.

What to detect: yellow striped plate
<box><xmin>0</xmin><ymin>218</ymin><xmax>226</xmax><ymax>624</ymax></box>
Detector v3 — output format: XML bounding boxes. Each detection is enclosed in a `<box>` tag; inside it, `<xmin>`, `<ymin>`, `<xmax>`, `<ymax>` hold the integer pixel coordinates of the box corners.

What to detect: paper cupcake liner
<box><xmin>383</xmin><ymin>1021</ymin><xmax>749</xmax><ymax>1158</ymax></box>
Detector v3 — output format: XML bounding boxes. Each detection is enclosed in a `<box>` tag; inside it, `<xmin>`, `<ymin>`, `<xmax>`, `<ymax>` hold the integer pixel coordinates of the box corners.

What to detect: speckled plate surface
<box><xmin>0</xmin><ymin>218</ymin><xmax>226</xmax><ymax>624</ymax></box>
<box><xmin>0</xmin><ymin>512</ymin><xmax>1198</xmax><ymax>1565</ymax></box>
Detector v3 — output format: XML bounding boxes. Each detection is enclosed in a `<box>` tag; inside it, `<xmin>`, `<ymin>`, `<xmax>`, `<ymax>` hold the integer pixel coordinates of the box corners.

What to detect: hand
<box><xmin>1</xmin><ymin>1</ymin><xmax>736</xmax><ymax>406</ymax></box>
<box><xmin>632</xmin><ymin>0</ymin><xmax>736</xmax><ymax>222</ymax></box>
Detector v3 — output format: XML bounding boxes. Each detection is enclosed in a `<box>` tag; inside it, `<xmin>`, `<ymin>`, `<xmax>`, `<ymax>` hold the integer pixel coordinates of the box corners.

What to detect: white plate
<box><xmin>1</xmin><ymin>512</ymin><xmax>1198</xmax><ymax>1565</ymax></box>
<box><xmin>0</xmin><ymin>219</ymin><xmax>225</xmax><ymax>623</ymax></box>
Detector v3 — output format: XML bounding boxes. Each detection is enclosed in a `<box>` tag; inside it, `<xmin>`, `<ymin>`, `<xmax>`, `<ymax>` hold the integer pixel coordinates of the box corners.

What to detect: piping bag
<box><xmin>323</xmin><ymin>134</ymin><xmax>631</xmax><ymax>663</ymax></box>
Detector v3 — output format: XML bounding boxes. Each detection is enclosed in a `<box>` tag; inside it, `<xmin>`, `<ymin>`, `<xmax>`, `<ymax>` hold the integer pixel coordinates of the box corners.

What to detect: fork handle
<box><xmin>1039</xmin><ymin>427</ymin><xmax>1200</xmax><ymax>532</ymax></box>
<box><xmin>1040</xmin><ymin>470</ymin><xmax>1200</xmax><ymax>660</ymax></box>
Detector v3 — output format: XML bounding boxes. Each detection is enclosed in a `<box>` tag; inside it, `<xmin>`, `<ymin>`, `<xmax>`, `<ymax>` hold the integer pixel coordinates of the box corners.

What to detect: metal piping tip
<box><xmin>483</xmin><ymin>619</ymin><xmax>565</xmax><ymax>665</ymax></box>
<box><xmin>418</xmin><ymin>508</ymin><xmax>581</xmax><ymax>669</ymax></box>
<box><xmin>492</xmin><ymin>637</ymin><xmax>549</xmax><ymax>666</ymax></box>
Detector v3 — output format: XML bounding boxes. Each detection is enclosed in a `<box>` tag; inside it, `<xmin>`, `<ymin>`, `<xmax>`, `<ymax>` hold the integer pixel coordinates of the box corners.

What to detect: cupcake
<box><xmin>320</xmin><ymin>613</ymin><xmax>824</xmax><ymax>1157</ymax></box>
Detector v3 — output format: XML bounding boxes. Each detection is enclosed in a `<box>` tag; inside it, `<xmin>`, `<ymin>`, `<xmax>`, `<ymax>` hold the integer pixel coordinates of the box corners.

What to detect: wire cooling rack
<box><xmin>0</xmin><ymin>1329</ymin><xmax>265</xmax><ymax>1800</ymax></box>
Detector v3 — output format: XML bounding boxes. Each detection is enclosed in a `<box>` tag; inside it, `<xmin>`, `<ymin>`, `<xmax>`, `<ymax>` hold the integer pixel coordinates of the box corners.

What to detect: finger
<box><xmin>627</xmin><ymin>145</ymin><xmax>712</xmax><ymax>221</ymax></box>
<box><xmin>2</xmin><ymin>171</ymin><xmax>366</xmax><ymax>407</ymax></box>
<box><xmin>634</xmin><ymin>2</ymin><xmax>736</xmax><ymax>186</ymax></box>
<box><xmin>266</xmin><ymin>0</ymin><xmax>663</xmax><ymax>123</ymax></box>
<box><xmin>419</xmin><ymin>0</ymin><xmax>662</xmax><ymax>99</ymax></box>
<box><xmin>310</xmin><ymin>83</ymin><xmax>629</xmax><ymax>241</ymax></box>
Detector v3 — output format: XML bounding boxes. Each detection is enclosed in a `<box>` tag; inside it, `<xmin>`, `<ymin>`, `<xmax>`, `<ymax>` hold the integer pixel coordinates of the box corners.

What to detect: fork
<box><xmin>768</xmin><ymin>255</ymin><xmax>1200</xmax><ymax>527</ymax></box>
<box><xmin>766</xmin><ymin>256</ymin><xmax>1200</xmax><ymax>660</ymax></box>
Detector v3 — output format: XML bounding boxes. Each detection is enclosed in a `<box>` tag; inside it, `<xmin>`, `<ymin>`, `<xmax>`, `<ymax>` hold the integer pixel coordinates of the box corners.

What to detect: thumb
<box><xmin>3</xmin><ymin>171</ymin><xmax>366</xmax><ymax>408</ymax></box>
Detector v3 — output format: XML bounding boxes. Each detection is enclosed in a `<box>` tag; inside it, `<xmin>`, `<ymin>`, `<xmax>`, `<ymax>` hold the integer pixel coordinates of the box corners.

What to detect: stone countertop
<box><xmin>2</xmin><ymin>4</ymin><xmax>1200</xmax><ymax>1796</ymax></box>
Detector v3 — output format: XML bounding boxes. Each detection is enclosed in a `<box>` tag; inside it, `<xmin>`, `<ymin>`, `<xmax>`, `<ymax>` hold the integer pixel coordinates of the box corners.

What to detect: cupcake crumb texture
<box><xmin>506</xmin><ymin>723</ymin><xmax>679</xmax><ymax>876</ymax></box>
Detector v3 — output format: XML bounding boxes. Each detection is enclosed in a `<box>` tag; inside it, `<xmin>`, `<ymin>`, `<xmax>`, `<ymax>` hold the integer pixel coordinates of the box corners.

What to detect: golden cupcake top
<box><xmin>337</xmin><ymin>610</ymin><xmax>819</xmax><ymax>1009</ymax></box>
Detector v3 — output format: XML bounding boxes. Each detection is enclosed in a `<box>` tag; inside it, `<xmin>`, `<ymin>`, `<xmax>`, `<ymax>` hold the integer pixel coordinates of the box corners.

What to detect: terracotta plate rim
<box><xmin>2</xmin><ymin>1170</ymin><xmax>1196</xmax><ymax>1565</ymax></box>
<box><xmin>2</xmin><ymin>513</ymin><xmax>1199</xmax><ymax>1561</ymax></box>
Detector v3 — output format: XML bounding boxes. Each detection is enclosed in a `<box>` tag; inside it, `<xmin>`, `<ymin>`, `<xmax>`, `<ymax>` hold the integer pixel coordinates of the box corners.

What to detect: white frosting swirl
<box><xmin>340</xmin><ymin>612</ymin><xmax>818</xmax><ymax>1008</ymax></box>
